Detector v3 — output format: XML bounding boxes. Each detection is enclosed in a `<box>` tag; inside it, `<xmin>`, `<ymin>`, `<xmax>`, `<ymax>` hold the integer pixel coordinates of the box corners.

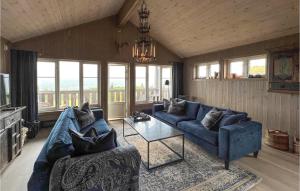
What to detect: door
<box><xmin>107</xmin><ymin>63</ymin><xmax>129</xmax><ymax>120</ymax></box>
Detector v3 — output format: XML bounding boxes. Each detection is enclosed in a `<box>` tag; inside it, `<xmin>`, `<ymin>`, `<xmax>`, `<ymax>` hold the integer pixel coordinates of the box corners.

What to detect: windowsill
<box><xmin>135</xmin><ymin>101</ymin><xmax>163</xmax><ymax>105</ymax></box>
<box><xmin>193</xmin><ymin>78</ymin><xmax>221</xmax><ymax>81</ymax></box>
<box><xmin>223</xmin><ymin>78</ymin><xmax>267</xmax><ymax>81</ymax></box>
<box><xmin>38</xmin><ymin>110</ymin><xmax>63</xmax><ymax>115</ymax></box>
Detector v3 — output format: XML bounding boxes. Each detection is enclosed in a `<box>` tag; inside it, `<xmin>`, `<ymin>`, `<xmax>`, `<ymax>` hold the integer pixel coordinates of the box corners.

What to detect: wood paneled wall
<box><xmin>184</xmin><ymin>34</ymin><xmax>299</xmax><ymax>149</ymax></box>
<box><xmin>12</xmin><ymin>16</ymin><xmax>180</xmax><ymax>120</ymax></box>
<box><xmin>0</xmin><ymin>37</ymin><xmax>11</xmax><ymax>73</ymax></box>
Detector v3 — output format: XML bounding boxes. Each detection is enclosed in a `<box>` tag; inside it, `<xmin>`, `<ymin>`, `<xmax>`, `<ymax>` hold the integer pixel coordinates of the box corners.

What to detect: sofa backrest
<box><xmin>195</xmin><ymin>103</ymin><xmax>249</xmax><ymax>122</ymax></box>
<box><xmin>196</xmin><ymin>104</ymin><xmax>213</xmax><ymax>121</ymax></box>
<box><xmin>184</xmin><ymin>101</ymin><xmax>200</xmax><ymax>119</ymax></box>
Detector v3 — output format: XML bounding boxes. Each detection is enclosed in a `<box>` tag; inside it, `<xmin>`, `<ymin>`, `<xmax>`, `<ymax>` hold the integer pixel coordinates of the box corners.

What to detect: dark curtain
<box><xmin>172</xmin><ymin>62</ymin><xmax>184</xmax><ymax>98</ymax></box>
<box><xmin>11</xmin><ymin>49</ymin><xmax>38</xmax><ymax>122</ymax></box>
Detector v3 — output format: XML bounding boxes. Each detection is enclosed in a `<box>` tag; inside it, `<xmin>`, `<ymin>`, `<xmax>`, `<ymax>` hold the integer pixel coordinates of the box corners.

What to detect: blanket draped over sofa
<box><xmin>28</xmin><ymin>108</ymin><xmax>141</xmax><ymax>191</ymax></box>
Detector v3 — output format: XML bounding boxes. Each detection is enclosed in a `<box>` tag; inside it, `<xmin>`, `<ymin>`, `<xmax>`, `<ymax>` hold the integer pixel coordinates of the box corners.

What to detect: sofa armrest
<box><xmin>218</xmin><ymin>121</ymin><xmax>262</xmax><ymax>161</ymax></box>
<box><xmin>49</xmin><ymin>145</ymin><xmax>141</xmax><ymax>191</ymax></box>
<box><xmin>92</xmin><ymin>108</ymin><xmax>104</xmax><ymax>120</ymax></box>
<box><xmin>153</xmin><ymin>104</ymin><xmax>164</xmax><ymax>113</ymax></box>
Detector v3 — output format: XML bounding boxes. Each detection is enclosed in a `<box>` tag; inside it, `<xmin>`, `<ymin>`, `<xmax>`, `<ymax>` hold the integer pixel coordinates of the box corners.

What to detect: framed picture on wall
<box><xmin>269</xmin><ymin>48</ymin><xmax>299</xmax><ymax>94</ymax></box>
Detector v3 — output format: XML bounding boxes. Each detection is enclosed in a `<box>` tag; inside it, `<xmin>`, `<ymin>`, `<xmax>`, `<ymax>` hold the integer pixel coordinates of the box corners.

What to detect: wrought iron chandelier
<box><xmin>132</xmin><ymin>0</ymin><xmax>156</xmax><ymax>64</ymax></box>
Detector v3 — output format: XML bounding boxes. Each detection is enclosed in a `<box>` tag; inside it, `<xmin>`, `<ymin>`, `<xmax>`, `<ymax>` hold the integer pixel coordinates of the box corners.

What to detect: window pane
<box><xmin>249</xmin><ymin>58</ymin><xmax>266</xmax><ymax>76</ymax></box>
<box><xmin>135</xmin><ymin>66</ymin><xmax>146</xmax><ymax>102</ymax></box>
<box><xmin>198</xmin><ymin>65</ymin><xmax>207</xmax><ymax>78</ymax></box>
<box><xmin>162</xmin><ymin>67</ymin><xmax>172</xmax><ymax>99</ymax></box>
<box><xmin>230</xmin><ymin>61</ymin><xmax>244</xmax><ymax>77</ymax></box>
<box><xmin>83</xmin><ymin>64</ymin><xmax>97</xmax><ymax>77</ymax></box>
<box><xmin>209</xmin><ymin>64</ymin><xmax>220</xmax><ymax>78</ymax></box>
<box><xmin>148</xmin><ymin>66</ymin><xmax>160</xmax><ymax>101</ymax></box>
<box><xmin>37</xmin><ymin>61</ymin><xmax>55</xmax><ymax>77</ymax></box>
<box><xmin>59</xmin><ymin>61</ymin><xmax>80</xmax><ymax>108</ymax></box>
<box><xmin>37</xmin><ymin>78</ymin><xmax>56</xmax><ymax>110</ymax></box>
<box><xmin>109</xmin><ymin>65</ymin><xmax>125</xmax><ymax>78</ymax></box>
<box><xmin>83</xmin><ymin>64</ymin><xmax>98</xmax><ymax>104</ymax></box>
<box><xmin>37</xmin><ymin>61</ymin><xmax>56</xmax><ymax>110</ymax></box>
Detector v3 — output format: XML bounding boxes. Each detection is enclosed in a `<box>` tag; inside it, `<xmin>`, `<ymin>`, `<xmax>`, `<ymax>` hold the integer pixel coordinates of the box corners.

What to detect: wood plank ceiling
<box><xmin>1</xmin><ymin>0</ymin><xmax>299</xmax><ymax>58</ymax></box>
<box><xmin>1</xmin><ymin>0</ymin><xmax>125</xmax><ymax>42</ymax></box>
<box><xmin>130</xmin><ymin>0</ymin><xmax>299</xmax><ymax>57</ymax></box>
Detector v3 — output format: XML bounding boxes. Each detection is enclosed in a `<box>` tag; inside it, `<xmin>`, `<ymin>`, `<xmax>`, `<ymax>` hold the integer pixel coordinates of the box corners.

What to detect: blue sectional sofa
<box><xmin>153</xmin><ymin>100</ymin><xmax>262</xmax><ymax>169</ymax></box>
<box><xmin>28</xmin><ymin>108</ymin><xmax>141</xmax><ymax>191</ymax></box>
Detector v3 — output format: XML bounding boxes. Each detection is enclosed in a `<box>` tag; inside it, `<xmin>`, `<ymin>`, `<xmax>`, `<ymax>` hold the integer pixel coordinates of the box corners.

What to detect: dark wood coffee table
<box><xmin>123</xmin><ymin>116</ymin><xmax>184</xmax><ymax>170</ymax></box>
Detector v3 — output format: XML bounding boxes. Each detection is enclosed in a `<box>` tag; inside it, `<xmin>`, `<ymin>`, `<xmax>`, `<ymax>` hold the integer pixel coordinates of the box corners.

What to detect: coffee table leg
<box><xmin>182</xmin><ymin>135</ymin><xmax>185</xmax><ymax>159</ymax></box>
<box><xmin>122</xmin><ymin>119</ymin><xmax>124</xmax><ymax>137</ymax></box>
<box><xmin>147</xmin><ymin>141</ymin><xmax>150</xmax><ymax>170</ymax></box>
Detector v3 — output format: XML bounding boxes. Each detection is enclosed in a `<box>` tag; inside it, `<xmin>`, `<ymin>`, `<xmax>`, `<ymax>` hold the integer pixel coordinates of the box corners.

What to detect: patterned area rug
<box><xmin>112</xmin><ymin>123</ymin><xmax>262</xmax><ymax>191</ymax></box>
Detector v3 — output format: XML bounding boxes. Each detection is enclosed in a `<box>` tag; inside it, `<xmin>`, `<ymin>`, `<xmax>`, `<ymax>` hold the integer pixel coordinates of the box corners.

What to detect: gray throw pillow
<box><xmin>74</xmin><ymin>102</ymin><xmax>95</xmax><ymax>129</ymax></box>
<box><xmin>163</xmin><ymin>99</ymin><xmax>170</xmax><ymax>111</ymax></box>
<box><xmin>201</xmin><ymin>108</ymin><xmax>223</xmax><ymax>129</ymax></box>
<box><xmin>167</xmin><ymin>99</ymin><xmax>186</xmax><ymax>115</ymax></box>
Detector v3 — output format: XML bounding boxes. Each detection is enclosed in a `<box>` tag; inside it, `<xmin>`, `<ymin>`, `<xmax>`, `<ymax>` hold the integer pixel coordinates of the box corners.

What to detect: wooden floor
<box><xmin>0</xmin><ymin>121</ymin><xmax>299</xmax><ymax>191</ymax></box>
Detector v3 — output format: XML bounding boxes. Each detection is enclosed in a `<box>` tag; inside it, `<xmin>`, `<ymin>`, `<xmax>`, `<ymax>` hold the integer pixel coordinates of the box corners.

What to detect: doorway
<box><xmin>107</xmin><ymin>63</ymin><xmax>129</xmax><ymax>120</ymax></box>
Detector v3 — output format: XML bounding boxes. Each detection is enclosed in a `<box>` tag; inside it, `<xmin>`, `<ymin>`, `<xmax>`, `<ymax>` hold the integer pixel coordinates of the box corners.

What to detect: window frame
<box><xmin>135</xmin><ymin>64</ymin><xmax>173</xmax><ymax>104</ymax></box>
<box><xmin>194</xmin><ymin>61</ymin><xmax>220</xmax><ymax>80</ymax></box>
<box><xmin>37</xmin><ymin>58</ymin><xmax>101</xmax><ymax>113</ymax></box>
<box><xmin>226</xmin><ymin>54</ymin><xmax>267</xmax><ymax>79</ymax></box>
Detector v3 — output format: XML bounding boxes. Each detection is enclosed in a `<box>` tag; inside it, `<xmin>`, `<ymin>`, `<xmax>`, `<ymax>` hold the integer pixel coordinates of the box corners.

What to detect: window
<box><xmin>37</xmin><ymin>59</ymin><xmax>100</xmax><ymax>112</ymax></box>
<box><xmin>161</xmin><ymin>66</ymin><xmax>172</xmax><ymax>99</ymax></box>
<box><xmin>227</xmin><ymin>55</ymin><xmax>266</xmax><ymax>79</ymax></box>
<box><xmin>37</xmin><ymin>61</ymin><xmax>56</xmax><ymax>111</ymax></box>
<box><xmin>59</xmin><ymin>61</ymin><xmax>80</xmax><ymax>108</ymax></box>
<box><xmin>135</xmin><ymin>66</ymin><xmax>147</xmax><ymax>102</ymax></box>
<box><xmin>195</xmin><ymin>61</ymin><xmax>220</xmax><ymax>79</ymax></box>
<box><xmin>198</xmin><ymin>65</ymin><xmax>207</xmax><ymax>78</ymax></box>
<box><xmin>148</xmin><ymin>66</ymin><xmax>160</xmax><ymax>101</ymax></box>
<box><xmin>229</xmin><ymin>61</ymin><xmax>244</xmax><ymax>77</ymax></box>
<box><xmin>248</xmin><ymin>58</ymin><xmax>266</xmax><ymax>76</ymax></box>
<box><xmin>135</xmin><ymin>65</ymin><xmax>172</xmax><ymax>103</ymax></box>
<box><xmin>83</xmin><ymin>64</ymin><xmax>98</xmax><ymax>105</ymax></box>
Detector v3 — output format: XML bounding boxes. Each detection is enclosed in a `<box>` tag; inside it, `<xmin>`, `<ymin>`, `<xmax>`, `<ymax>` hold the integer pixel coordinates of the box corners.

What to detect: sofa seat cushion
<box><xmin>154</xmin><ymin>111</ymin><xmax>191</xmax><ymax>125</ymax></box>
<box><xmin>177</xmin><ymin>120</ymin><xmax>219</xmax><ymax>146</ymax></box>
<box><xmin>81</xmin><ymin>118</ymin><xmax>111</xmax><ymax>135</ymax></box>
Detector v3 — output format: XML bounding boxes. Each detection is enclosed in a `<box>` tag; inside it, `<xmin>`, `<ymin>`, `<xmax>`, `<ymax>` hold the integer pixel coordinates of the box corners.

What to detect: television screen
<box><xmin>0</xmin><ymin>73</ymin><xmax>10</xmax><ymax>107</ymax></box>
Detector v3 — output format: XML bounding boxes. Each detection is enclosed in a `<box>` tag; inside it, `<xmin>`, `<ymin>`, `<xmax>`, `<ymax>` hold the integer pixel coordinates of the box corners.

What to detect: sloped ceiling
<box><xmin>1</xmin><ymin>0</ymin><xmax>125</xmax><ymax>42</ymax></box>
<box><xmin>130</xmin><ymin>0</ymin><xmax>299</xmax><ymax>58</ymax></box>
<box><xmin>1</xmin><ymin>0</ymin><xmax>299</xmax><ymax>58</ymax></box>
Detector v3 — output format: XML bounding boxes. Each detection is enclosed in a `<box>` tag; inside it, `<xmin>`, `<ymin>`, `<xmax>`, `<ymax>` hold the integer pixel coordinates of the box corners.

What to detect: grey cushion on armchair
<box><xmin>49</xmin><ymin>145</ymin><xmax>141</xmax><ymax>191</ymax></box>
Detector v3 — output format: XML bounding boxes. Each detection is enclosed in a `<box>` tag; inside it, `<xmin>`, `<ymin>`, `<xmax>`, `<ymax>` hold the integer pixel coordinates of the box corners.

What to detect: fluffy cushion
<box><xmin>163</xmin><ymin>99</ymin><xmax>170</xmax><ymax>111</ymax></box>
<box><xmin>70</xmin><ymin>128</ymin><xmax>117</xmax><ymax>156</ymax></box>
<box><xmin>201</xmin><ymin>108</ymin><xmax>223</xmax><ymax>129</ymax></box>
<box><xmin>74</xmin><ymin>102</ymin><xmax>95</xmax><ymax>128</ymax></box>
<box><xmin>167</xmin><ymin>99</ymin><xmax>186</xmax><ymax>115</ymax></box>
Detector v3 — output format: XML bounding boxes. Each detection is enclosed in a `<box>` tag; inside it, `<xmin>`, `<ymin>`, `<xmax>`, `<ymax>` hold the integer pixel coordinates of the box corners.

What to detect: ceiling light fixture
<box><xmin>132</xmin><ymin>0</ymin><xmax>156</xmax><ymax>64</ymax></box>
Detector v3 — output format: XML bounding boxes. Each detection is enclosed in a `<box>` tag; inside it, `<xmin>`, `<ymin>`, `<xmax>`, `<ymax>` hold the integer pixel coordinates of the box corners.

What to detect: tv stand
<box><xmin>0</xmin><ymin>106</ymin><xmax>26</xmax><ymax>173</ymax></box>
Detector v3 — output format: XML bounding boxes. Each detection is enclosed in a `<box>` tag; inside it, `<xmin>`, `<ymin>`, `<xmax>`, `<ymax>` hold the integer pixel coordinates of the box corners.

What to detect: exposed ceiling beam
<box><xmin>117</xmin><ymin>0</ymin><xmax>139</xmax><ymax>27</ymax></box>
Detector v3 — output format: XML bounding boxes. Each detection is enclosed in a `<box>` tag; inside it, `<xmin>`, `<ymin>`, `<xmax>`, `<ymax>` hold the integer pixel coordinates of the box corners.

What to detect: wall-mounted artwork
<box><xmin>273</xmin><ymin>56</ymin><xmax>293</xmax><ymax>80</ymax></box>
<box><xmin>269</xmin><ymin>48</ymin><xmax>299</xmax><ymax>94</ymax></box>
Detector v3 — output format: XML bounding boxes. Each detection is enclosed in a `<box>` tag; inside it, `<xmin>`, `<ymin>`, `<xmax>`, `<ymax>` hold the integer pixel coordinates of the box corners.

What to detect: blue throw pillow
<box><xmin>196</xmin><ymin>104</ymin><xmax>213</xmax><ymax>121</ymax></box>
<box><xmin>70</xmin><ymin>128</ymin><xmax>117</xmax><ymax>156</ymax></box>
<box><xmin>218</xmin><ymin>113</ymin><xmax>246</xmax><ymax>128</ymax></box>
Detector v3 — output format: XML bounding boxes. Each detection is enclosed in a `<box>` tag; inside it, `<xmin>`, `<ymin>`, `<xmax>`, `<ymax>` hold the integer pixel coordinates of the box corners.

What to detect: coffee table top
<box><xmin>123</xmin><ymin>116</ymin><xmax>184</xmax><ymax>142</ymax></box>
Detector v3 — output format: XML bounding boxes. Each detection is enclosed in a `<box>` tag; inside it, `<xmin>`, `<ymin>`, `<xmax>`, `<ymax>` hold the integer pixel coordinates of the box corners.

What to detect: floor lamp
<box><xmin>164</xmin><ymin>80</ymin><xmax>170</xmax><ymax>99</ymax></box>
